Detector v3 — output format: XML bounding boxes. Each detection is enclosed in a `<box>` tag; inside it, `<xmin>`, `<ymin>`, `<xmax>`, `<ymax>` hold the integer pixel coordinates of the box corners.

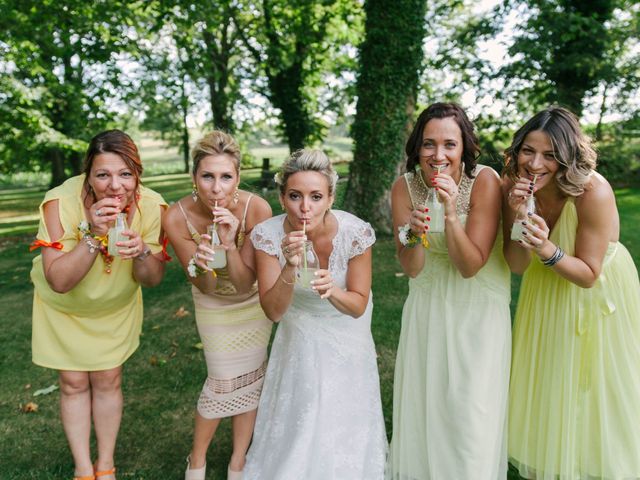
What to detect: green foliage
<box><xmin>344</xmin><ymin>0</ymin><xmax>427</xmax><ymax>233</ymax></box>
<box><xmin>234</xmin><ymin>0</ymin><xmax>362</xmax><ymax>151</ymax></box>
<box><xmin>588</xmin><ymin>117</ymin><xmax>640</xmax><ymax>186</ymax></box>
<box><xmin>0</xmin><ymin>0</ymin><xmax>142</xmax><ymax>186</ymax></box>
<box><xmin>498</xmin><ymin>0</ymin><xmax>632</xmax><ymax>116</ymax></box>
<box><xmin>1</xmin><ymin>183</ymin><xmax>639</xmax><ymax>478</ymax></box>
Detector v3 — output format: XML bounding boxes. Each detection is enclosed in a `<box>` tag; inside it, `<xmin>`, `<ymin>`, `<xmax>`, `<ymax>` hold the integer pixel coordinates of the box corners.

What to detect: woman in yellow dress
<box><xmin>504</xmin><ymin>106</ymin><xmax>640</xmax><ymax>479</ymax></box>
<box><xmin>162</xmin><ymin>131</ymin><xmax>272</xmax><ymax>480</ymax></box>
<box><xmin>30</xmin><ymin>130</ymin><xmax>168</xmax><ymax>480</ymax></box>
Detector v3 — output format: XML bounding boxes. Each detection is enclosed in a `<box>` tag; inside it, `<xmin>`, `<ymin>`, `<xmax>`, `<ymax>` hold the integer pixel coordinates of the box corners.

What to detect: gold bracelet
<box><xmin>280</xmin><ymin>273</ymin><xmax>295</xmax><ymax>285</ymax></box>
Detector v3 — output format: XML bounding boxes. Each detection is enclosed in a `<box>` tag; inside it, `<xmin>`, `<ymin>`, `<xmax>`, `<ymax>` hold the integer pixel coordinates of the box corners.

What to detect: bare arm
<box><xmin>391</xmin><ymin>177</ymin><xmax>427</xmax><ymax>277</ymax></box>
<box><xmin>313</xmin><ymin>248</ymin><xmax>372</xmax><ymax>318</ymax></box>
<box><xmin>255</xmin><ymin>250</ymin><xmax>297</xmax><ymax>322</ymax></box>
<box><xmin>41</xmin><ymin>200</ymin><xmax>101</xmax><ymax>293</ymax></box>
<box><xmin>520</xmin><ymin>175</ymin><xmax>617</xmax><ymax>288</ymax></box>
<box><xmin>224</xmin><ymin>198</ymin><xmax>272</xmax><ymax>294</ymax></box>
<box><xmin>444</xmin><ymin>168</ymin><xmax>501</xmax><ymax>278</ymax></box>
<box><xmin>162</xmin><ymin>204</ymin><xmax>218</xmax><ymax>294</ymax></box>
<box><xmin>130</xmin><ymin>205</ymin><xmax>166</xmax><ymax>287</ymax></box>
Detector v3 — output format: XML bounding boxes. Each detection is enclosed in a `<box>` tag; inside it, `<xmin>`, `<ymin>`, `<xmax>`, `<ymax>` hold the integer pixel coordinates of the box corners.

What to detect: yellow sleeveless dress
<box><xmin>509</xmin><ymin>198</ymin><xmax>640</xmax><ymax>479</ymax></box>
<box><xmin>31</xmin><ymin>175</ymin><xmax>166</xmax><ymax>371</ymax></box>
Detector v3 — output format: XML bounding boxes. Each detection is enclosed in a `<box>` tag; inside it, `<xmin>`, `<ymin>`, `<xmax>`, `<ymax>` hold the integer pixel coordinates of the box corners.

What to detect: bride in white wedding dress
<box><xmin>244</xmin><ymin>149</ymin><xmax>387</xmax><ymax>480</ymax></box>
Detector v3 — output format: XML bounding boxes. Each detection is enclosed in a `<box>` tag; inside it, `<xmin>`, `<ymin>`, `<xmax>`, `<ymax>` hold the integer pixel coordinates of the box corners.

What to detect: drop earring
<box><xmin>191</xmin><ymin>184</ymin><xmax>198</xmax><ymax>202</ymax></box>
<box><xmin>233</xmin><ymin>188</ymin><xmax>240</xmax><ymax>205</ymax></box>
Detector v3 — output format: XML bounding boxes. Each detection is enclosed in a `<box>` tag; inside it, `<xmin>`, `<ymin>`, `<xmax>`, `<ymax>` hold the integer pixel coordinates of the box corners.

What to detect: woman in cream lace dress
<box><xmin>244</xmin><ymin>149</ymin><xmax>387</xmax><ymax>479</ymax></box>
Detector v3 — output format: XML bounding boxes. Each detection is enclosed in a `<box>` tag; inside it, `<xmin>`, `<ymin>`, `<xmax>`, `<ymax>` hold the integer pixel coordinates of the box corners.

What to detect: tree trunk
<box><xmin>203</xmin><ymin>25</ymin><xmax>233</xmax><ymax>132</ymax></box>
<box><xmin>344</xmin><ymin>0</ymin><xmax>427</xmax><ymax>233</ymax></box>
<box><xmin>50</xmin><ymin>147</ymin><xmax>66</xmax><ymax>189</ymax></box>
<box><xmin>69</xmin><ymin>150</ymin><xmax>82</xmax><ymax>175</ymax></box>
<box><xmin>595</xmin><ymin>83</ymin><xmax>609</xmax><ymax>141</ymax></box>
<box><xmin>270</xmin><ymin>60</ymin><xmax>309</xmax><ymax>152</ymax></box>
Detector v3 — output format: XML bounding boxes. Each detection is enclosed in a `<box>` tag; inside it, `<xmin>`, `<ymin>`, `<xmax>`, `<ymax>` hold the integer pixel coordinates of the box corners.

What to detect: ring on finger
<box><xmin>96</xmin><ymin>209</ymin><xmax>102</xmax><ymax>216</ymax></box>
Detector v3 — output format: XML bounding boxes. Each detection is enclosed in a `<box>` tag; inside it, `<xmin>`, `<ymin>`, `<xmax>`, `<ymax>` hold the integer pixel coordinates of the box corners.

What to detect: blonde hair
<box><xmin>275</xmin><ymin>149</ymin><xmax>338</xmax><ymax>196</ymax></box>
<box><xmin>191</xmin><ymin>131</ymin><xmax>241</xmax><ymax>175</ymax></box>
<box><xmin>504</xmin><ymin>106</ymin><xmax>597</xmax><ymax>197</ymax></box>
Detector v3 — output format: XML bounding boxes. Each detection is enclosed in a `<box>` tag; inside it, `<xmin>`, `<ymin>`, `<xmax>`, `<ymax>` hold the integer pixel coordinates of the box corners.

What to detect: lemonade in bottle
<box><xmin>108</xmin><ymin>213</ymin><xmax>128</xmax><ymax>256</ymax></box>
<box><xmin>297</xmin><ymin>241</ymin><xmax>319</xmax><ymax>288</ymax></box>
<box><xmin>207</xmin><ymin>224</ymin><xmax>227</xmax><ymax>269</ymax></box>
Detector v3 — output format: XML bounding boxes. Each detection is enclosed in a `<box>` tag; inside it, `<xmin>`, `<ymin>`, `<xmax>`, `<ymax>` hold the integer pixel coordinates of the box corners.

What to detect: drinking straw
<box><xmin>302</xmin><ymin>221</ymin><xmax>307</xmax><ymax>270</ymax></box>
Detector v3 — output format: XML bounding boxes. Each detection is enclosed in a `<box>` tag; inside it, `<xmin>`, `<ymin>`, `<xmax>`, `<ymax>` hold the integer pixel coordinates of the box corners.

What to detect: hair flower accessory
<box><xmin>273</xmin><ymin>171</ymin><xmax>283</xmax><ymax>186</ymax></box>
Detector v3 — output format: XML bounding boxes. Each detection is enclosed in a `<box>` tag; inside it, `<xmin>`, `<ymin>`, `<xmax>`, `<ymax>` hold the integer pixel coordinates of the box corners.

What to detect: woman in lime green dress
<box><xmin>31</xmin><ymin>130</ymin><xmax>167</xmax><ymax>480</ymax></box>
<box><xmin>503</xmin><ymin>106</ymin><xmax>640</xmax><ymax>479</ymax></box>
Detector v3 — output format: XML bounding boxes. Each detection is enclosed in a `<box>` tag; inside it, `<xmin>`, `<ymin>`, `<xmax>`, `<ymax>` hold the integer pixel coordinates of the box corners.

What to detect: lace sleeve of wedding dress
<box><xmin>346</xmin><ymin>214</ymin><xmax>376</xmax><ymax>259</ymax></box>
<box><xmin>250</xmin><ymin>216</ymin><xmax>281</xmax><ymax>257</ymax></box>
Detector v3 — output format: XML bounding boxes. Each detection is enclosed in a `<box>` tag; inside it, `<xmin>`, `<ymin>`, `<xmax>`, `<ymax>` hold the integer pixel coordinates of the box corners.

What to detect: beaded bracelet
<box><xmin>82</xmin><ymin>234</ymin><xmax>101</xmax><ymax>254</ymax></box>
<box><xmin>542</xmin><ymin>246</ymin><xmax>565</xmax><ymax>267</ymax></box>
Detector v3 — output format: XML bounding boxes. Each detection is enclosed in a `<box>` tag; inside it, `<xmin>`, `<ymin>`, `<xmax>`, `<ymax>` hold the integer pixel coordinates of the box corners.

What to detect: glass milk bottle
<box><xmin>297</xmin><ymin>241</ymin><xmax>320</xmax><ymax>288</ymax></box>
<box><xmin>108</xmin><ymin>213</ymin><xmax>128</xmax><ymax>256</ymax></box>
<box><xmin>207</xmin><ymin>224</ymin><xmax>227</xmax><ymax>269</ymax></box>
<box><xmin>511</xmin><ymin>195</ymin><xmax>536</xmax><ymax>241</ymax></box>
<box><xmin>425</xmin><ymin>187</ymin><xmax>445</xmax><ymax>233</ymax></box>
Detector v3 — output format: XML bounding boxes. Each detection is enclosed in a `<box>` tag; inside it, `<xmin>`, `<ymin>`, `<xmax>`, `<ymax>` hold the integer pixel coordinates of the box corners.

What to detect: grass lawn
<box><xmin>0</xmin><ymin>165</ymin><xmax>638</xmax><ymax>478</ymax></box>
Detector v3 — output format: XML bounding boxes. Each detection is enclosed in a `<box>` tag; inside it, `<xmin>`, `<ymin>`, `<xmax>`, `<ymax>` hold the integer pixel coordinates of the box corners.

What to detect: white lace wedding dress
<box><xmin>244</xmin><ymin>210</ymin><xmax>388</xmax><ymax>480</ymax></box>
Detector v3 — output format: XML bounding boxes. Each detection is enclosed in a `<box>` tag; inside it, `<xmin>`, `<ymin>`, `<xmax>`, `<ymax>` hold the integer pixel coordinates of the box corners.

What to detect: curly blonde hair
<box><xmin>275</xmin><ymin>149</ymin><xmax>338</xmax><ymax>196</ymax></box>
<box><xmin>503</xmin><ymin>106</ymin><xmax>597</xmax><ymax>197</ymax></box>
<box><xmin>191</xmin><ymin>131</ymin><xmax>241</xmax><ymax>175</ymax></box>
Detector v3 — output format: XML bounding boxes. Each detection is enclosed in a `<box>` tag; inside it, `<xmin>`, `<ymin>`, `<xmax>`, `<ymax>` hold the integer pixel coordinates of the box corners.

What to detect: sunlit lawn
<box><xmin>0</xmin><ymin>144</ymin><xmax>637</xmax><ymax>478</ymax></box>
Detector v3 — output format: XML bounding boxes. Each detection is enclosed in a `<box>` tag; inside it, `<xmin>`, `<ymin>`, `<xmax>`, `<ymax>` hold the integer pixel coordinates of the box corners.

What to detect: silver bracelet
<box><xmin>82</xmin><ymin>234</ymin><xmax>100</xmax><ymax>254</ymax></box>
<box><xmin>542</xmin><ymin>246</ymin><xmax>565</xmax><ymax>266</ymax></box>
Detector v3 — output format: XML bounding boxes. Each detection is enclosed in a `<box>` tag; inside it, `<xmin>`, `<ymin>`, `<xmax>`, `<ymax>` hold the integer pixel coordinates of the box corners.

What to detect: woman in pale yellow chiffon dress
<box><xmin>503</xmin><ymin>106</ymin><xmax>640</xmax><ymax>479</ymax></box>
<box><xmin>163</xmin><ymin>131</ymin><xmax>272</xmax><ymax>480</ymax></box>
<box><xmin>388</xmin><ymin>103</ymin><xmax>511</xmax><ymax>479</ymax></box>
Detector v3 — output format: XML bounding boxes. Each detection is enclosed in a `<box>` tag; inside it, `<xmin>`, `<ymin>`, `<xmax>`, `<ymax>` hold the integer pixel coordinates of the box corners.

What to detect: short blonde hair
<box><xmin>191</xmin><ymin>131</ymin><xmax>241</xmax><ymax>175</ymax></box>
<box><xmin>275</xmin><ymin>149</ymin><xmax>338</xmax><ymax>196</ymax></box>
<box><xmin>504</xmin><ymin>106</ymin><xmax>597</xmax><ymax>197</ymax></box>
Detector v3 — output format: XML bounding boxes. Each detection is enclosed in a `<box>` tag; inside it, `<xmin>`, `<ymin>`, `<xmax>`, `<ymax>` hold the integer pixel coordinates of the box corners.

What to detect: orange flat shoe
<box><xmin>73</xmin><ymin>476</ymin><xmax>95</xmax><ymax>480</ymax></box>
<box><xmin>94</xmin><ymin>466</ymin><xmax>116</xmax><ymax>478</ymax></box>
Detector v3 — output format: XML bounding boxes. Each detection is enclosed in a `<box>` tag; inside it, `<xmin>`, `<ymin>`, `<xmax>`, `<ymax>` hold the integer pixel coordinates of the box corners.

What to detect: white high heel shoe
<box><xmin>185</xmin><ymin>456</ymin><xmax>206</xmax><ymax>480</ymax></box>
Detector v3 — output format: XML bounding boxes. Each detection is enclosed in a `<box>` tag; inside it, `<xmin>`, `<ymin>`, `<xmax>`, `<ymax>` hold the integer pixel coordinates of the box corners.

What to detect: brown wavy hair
<box><xmin>83</xmin><ymin>130</ymin><xmax>143</xmax><ymax>203</ymax></box>
<box><xmin>405</xmin><ymin>102</ymin><xmax>480</xmax><ymax>178</ymax></box>
<box><xmin>503</xmin><ymin>106</ymin><xmax>597</xmax><ymax>197</ymax></box>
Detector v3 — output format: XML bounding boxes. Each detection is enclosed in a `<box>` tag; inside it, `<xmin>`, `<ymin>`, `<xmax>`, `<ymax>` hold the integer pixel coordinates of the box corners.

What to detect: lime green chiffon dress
<box><xmin>509</xmin><ymin>198</ymin><xmax>640</xmax><ymax>479</ymax></box>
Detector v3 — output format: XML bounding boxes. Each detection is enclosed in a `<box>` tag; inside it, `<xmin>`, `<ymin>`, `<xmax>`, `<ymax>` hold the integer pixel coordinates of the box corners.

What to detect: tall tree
<box><xmin>0</xmin><ymin>0</ymin><xmax>135</xmax><ymax>187</ymax></box>
<box><xmin>344</xmin><ymin>0</ymin><xmax>427</xmax><ymax>233</ymax></box>
<box><xmin>235</xmin><ymin>0</ymin><xmax>359</xmax><ymax>151</ymax></box>
<box><xmin>499</xmin><ymin>0</ymin><xmax>620</xmax><ymax>116</ymax></box>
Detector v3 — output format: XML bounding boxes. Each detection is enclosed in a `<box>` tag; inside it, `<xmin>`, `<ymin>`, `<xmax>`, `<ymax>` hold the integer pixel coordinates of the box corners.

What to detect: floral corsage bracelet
<box><xmin>398</xmin><ymin>224</ymin><xmax>429</xmax><ymax>249</ymax></box>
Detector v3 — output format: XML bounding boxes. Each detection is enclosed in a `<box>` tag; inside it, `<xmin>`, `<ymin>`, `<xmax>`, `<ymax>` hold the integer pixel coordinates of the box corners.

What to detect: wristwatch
<box><xmin>135</xmin><ymin>245</ymin><xmax>152</xmax><ymax>261</ymax></box>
